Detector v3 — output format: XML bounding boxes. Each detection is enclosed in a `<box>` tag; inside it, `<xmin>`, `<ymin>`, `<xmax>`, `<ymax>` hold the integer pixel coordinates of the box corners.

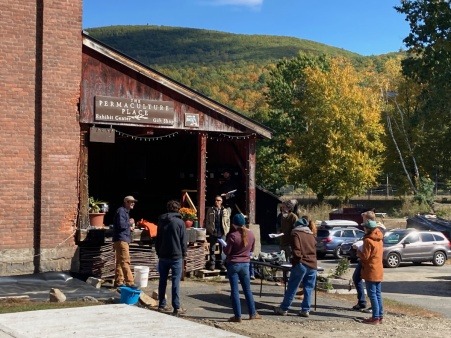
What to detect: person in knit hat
<box><xmin>222</xmin><ymin>213</ymin><xmax>261</xmax><ymax>322</ymax></box>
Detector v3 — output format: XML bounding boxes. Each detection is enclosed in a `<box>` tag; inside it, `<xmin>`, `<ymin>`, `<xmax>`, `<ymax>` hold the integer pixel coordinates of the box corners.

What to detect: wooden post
<box><xmin>197</xmin><ymin>133</ymin><xmax>207</xmax><ymax>227</ymax></box>
<box><xmin>247</xmin><ymin>137</ymin><xmax>256</xmax><ymax>224</ymax></box>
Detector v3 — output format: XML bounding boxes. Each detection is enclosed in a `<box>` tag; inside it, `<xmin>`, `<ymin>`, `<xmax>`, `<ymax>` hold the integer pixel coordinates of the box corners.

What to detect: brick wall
<box><xmin>0</xmin><ymin>1</ymin><xmax>82</xmax><ymax>275</ymax></box>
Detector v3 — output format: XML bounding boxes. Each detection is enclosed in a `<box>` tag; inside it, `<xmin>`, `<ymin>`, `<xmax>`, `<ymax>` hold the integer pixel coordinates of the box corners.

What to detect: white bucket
<box><xmin>134</xmin><ymin>265</ymin><xmax>150</xmax><ymax>288</ymax></box>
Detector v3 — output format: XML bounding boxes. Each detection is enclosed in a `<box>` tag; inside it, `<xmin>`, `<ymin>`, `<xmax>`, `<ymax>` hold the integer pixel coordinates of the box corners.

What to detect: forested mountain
<box><xmin>86</xmin><ymin>25</ymin><xmax>400</xmax><ymax>114</ymax></box>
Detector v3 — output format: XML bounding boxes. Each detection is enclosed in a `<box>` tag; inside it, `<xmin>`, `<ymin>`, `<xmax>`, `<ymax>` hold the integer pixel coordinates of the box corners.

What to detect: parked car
<box><xmin>316</xmin><ymin>227</ymin><xmax>365</xmax><ymax>259</ymax></box>
<box><xmin>340</xmin><ymin>240</ymin><xmax>359</xmax><ymax>263</ymax></box>
<box><xmin>383</xmin><ymin>228</ymin><xmax>451</xmax><ymax>268</ymax></box>
<box><xmin>406</xmin><ymin>214</ymin><xmax>451</xmax><ymax>241</ymax></box>
<box><xmin>341</xmin><ymin>225</ymin><xmax>387</xmax><ymax>262</ymax></box>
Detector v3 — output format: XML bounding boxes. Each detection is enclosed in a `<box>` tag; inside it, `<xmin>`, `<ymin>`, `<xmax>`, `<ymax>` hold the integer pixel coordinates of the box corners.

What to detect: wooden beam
<box><xmin>247</xmin><ymin>137</ymin><xmax>256</xmax><ymax>224</ymax></box>
<box><xmin>197</xmin><ymin>133</ymin><xmax>207</xmax><ymax>227</ymax></box>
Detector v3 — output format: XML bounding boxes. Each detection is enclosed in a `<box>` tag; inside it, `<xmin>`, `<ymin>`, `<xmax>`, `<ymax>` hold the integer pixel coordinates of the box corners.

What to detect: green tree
<box><xmin>395</xmin><ymin>0</ymin><xmax>451</xmax><ymax>179</ymax></box>
<box><xmin>259</xmin><ymin>54</ymin><xmax>386</xmax><ymax>203</ymax></box>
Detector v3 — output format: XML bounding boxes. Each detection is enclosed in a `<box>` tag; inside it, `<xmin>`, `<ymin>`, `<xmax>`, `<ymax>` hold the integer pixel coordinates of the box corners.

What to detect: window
<box><xmin>432</xmin><ymin>233</ymin><xmax>446</xmax><ymax>241</ymax></box>
<box><xmin>342</xmin><ymin>230</ymin><xmax>355</xmax><ymax>237</ymax></box>
<box><xmin>420</xmin><ymin>233</ymin><xmax>435</xmax><ymax>242</ymax></box>
<box><xmin>405</xmin><ymin>233</ymin><xmax>419</xmax><ymax>243</ymax></box>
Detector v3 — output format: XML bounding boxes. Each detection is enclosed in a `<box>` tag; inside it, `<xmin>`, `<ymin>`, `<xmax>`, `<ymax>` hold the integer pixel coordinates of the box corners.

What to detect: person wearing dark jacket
<box><xmin>274</xmin><ymin>217</ymin><xmax>317</xmax><ymax>317</ymax></box>
<box><xmin>156</xmin><ymin>200</ymin><xmax>187</xmax><ymax>316</ymax></box>
<box><xmin>112</xmin><ymin>195</ymin><xmax>137</xmax><ymax>287</ymax></box>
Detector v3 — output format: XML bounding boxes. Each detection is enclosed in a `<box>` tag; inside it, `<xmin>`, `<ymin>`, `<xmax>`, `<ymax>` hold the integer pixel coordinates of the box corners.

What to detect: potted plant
<box><xmin>89</xmin><ymin>197</ymin><xmax>109</xmax><ymax>228</ymax></box>
<box><xmin>179</xmin><ymin>207</ymin><xmax>197</xmax><ymax>228</ymax></box>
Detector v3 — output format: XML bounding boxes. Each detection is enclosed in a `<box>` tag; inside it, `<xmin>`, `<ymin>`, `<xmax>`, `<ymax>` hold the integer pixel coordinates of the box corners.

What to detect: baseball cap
<box><xmin>124</xmin><ymin>196</ymin><xmax>138</xmax><ymax>203</ymax></box>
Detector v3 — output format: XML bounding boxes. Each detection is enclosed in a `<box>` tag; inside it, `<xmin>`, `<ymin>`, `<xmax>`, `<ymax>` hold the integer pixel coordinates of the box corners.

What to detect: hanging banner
<box><xmin>94</xmin><ymin>96</ymin><xmax>175</xmax><ymax>125</ymax></box>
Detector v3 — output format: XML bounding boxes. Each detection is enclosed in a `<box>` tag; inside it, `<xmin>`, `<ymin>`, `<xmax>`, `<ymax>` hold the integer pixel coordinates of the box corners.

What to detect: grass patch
<box><xmin>0</xmin><ymin>298</ymin><xmax>105</xmax><ymax>314</ymax></box>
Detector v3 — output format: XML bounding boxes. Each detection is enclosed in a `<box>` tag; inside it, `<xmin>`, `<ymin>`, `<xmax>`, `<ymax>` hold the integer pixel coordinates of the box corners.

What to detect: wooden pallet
<box><xmin>194</xmin><ymin>269</ymin><xmax>222</xmax><ymax>279</ymax></box>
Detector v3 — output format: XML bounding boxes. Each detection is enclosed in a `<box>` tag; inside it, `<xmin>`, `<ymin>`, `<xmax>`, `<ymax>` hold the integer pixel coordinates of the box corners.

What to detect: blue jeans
<box><xmin>226</xmin><ymin>262</ymin><xmax>257</xmax><ymax>318</ymax></box>
<box><xmin>353</xmin><ymin>262</ymin><xmax>366</xmax><ymax>307</ymax></box>
<box><xmin>280</xmin><ymin>262</ymin><xmax>317</xmax><ymax>313</ymax></box>
<box><xmin>249</xmin><ymin>262</ymin><xmax>255</xmax><ymax>277</ymax></box>
<box><xmin>365</xmin><ymin>281</ymin><xmax>383</xmax><ymax>319</ymax></box>
<box><xmin>158</xmin><ymin>258</ymin><xmax>183</xmax><ymax>310</ymax></box>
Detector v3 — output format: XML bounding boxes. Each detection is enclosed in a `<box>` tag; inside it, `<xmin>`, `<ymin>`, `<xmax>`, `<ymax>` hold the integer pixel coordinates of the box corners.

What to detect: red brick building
<box><xmin>0</xmin><ymin>1</ymin><xmax>271</xmax><ymax>276</ymax></box>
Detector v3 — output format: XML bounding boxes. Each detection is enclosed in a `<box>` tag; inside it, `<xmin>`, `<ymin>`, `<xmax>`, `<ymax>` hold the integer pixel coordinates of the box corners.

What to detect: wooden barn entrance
<box><xmin>88</xmin><ymin>129</ymin><xmax>198</xmax><ymax>226</ymax></box>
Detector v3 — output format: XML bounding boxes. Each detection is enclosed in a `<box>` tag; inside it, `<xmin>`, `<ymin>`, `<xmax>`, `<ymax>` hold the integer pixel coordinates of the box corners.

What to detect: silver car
<box><xmin>383</xmin><ymin>228</ymin><xmax>451</xmax><ymax>268</ymax></box>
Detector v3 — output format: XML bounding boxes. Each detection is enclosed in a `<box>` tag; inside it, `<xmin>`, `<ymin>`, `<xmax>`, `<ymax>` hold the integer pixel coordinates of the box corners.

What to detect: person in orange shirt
<box><xmin>358</xmin><ymin>218</ymin><xmax>384</xmax><ymax>325</ymax></box>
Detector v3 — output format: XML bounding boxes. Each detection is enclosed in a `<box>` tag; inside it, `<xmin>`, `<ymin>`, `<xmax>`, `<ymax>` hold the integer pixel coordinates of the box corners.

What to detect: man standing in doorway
<box><xmin>113</xmin><ymin>195</ymin><xmax>137</xmax><ymax>287</ymax></box>
<box><xmin>205</xmin><ymin>195</ymin><xmax>231</xmax><ymax>271</ymax></box>
<box><xmin>156</xmin><ymin>200</ymin><xmax>187</xmax><ymax>316</ymax></box>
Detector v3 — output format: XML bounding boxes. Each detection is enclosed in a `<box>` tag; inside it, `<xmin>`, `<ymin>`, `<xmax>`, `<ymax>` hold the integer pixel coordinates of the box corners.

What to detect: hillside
<box><xmin>86</xmin><ymin>25</ymin><xmax>364</xmax><ymax>67</ymax></box>
<box><xmin>85</xmin><ymin>25</ymin><xmax>401</xmax><ymax>114</ymax></box>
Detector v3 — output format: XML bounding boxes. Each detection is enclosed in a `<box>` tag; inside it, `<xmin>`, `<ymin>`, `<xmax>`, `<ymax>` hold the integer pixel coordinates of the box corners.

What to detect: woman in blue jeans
<box><xmin>222</xmin><ymin>213</ymin><xmax>261</xmax><ymax>322</ymax></box>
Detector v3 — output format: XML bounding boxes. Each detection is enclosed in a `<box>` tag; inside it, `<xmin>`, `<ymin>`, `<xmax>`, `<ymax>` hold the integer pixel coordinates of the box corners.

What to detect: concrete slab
<box><xmin>0</xmin><ymin>304</ymin><xmax>246</xmax><ymax>338</ymax></box>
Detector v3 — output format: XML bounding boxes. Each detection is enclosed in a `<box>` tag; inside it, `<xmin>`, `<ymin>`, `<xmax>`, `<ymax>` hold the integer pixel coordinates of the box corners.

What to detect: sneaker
<box><xmin>273</xmin><ymin>306</ymin><xmax>288</xmax><ymax>316</ymax></box>
<box><xmin>362</xmin><ymin>307</ymin><xmax>372</xmax><ymax>313</ymax></box>
<box><xmin>362</xmin><ymin>317</ymin><xmax>380</xmax><ymax>325</ymax></box>
<box><xmin>172</xmin><ymin>308</ymin><xmax>187</xmax><ymax>317</ymax></box>
<box><xmin>249</xmin><ymin>313</ymin><xmax>262</xmax><ymax>320</ymax></box>
<box><xmin>379</xmin><ymin>317</ymin><xmax>383</xmax><ymax>324</ymax></box>
<box><xmin>299</xmin><ymin>311</ymin><xmax>309</xmax><ymax>318</ymax></box>
<box><xmin>352</xmin><ymin>303</ymin><xmax>366</xmax><ymax>311</ymax></box>
<box><xmin>250</xmin><ymin>276</ymin><xmax>256</xmax><ymax>280</ymax></box>
<box><xmin>228</xmin><ymin>316</ymin><xmax>242</xmax><ymax>323</ymax></box>
<box><xmin>158</xmin><ymin>305</ymin><xmax>172</xmax><ymax>313</ymax></box>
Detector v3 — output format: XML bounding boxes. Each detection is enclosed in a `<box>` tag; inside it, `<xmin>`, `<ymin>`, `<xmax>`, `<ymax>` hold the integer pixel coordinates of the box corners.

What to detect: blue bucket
<box><xmin>119</xmin><ymin>286</ymin><xmax>141</xmax><ymax>305</ymax></box>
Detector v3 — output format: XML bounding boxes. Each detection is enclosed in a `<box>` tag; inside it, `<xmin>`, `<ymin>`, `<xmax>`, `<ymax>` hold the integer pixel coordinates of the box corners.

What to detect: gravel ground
<box><xmin>140</xmin><ymin>278</ymin><xmax>451</xmax><ymax>338</ymax></box>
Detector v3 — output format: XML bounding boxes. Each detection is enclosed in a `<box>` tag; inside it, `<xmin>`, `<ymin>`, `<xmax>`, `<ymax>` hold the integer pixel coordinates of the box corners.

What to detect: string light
<box><xmin>208</xmin><ymin>133</ymin><xmax>256</xmax><ymax>141</ymax></box>
<box><xmin>115</xmin><ymin>129</ymin><xmax>179</xmax><ymax>141</ymax></box>
<box><xmin>95</xmin><ymin>127</ymin><xmax>255</xmax><ymax>141</ymax></box>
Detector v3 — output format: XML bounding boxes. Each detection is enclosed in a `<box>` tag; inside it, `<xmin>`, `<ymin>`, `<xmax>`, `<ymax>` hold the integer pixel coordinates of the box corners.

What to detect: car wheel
<box><xmin>432</xmin><ymin>251</ymin><xmax>446</xmax><ymax>266</ymax></box>
<box><xmin>385</xmin><ymin>252</ymin><xmax>400</xmax><ymax>268</ymax></box>
<box><xmin>333</xmin><ymin>246</ymin><xmax>343</xmax><ymax>259</ymax></box>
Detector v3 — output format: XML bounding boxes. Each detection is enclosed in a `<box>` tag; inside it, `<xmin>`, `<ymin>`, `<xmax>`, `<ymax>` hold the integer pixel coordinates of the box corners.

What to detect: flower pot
<box><xmin>184</xmin><ymin>220</ymin><xmax>194</xmax><ymax>228</ymax></box>
<box><xmin>89</xmin><ymin>213</ymin><xmax>106</xmax><ymax>228</ymax></box>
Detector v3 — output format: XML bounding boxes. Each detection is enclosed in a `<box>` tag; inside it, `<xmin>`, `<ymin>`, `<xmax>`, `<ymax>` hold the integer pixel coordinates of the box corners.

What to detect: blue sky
<box><xmin>83</xmin><ymin>0</ymin><xmax>410</xmax><ymax>56</ymax></box>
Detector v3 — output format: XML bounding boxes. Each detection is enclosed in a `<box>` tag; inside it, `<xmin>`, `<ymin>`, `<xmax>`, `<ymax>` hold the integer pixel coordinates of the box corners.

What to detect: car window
<box><xmin>384</xmin><ymin>232</ymin><xmax>402</xmax><ymax>244</ymax></box>
<box><xmin>317</xmin><ymin>230</ymin><xmax>330</xmax><ymax>237</ymax></box>
<box><xmin>332</xmin><ymin>231</ymin><xmax>342</xmax><ymax>237</ymax></box>
<box><xmin>432</xmin><ymin>233</ymin><xmax>446</xmax><ymax>241</ymax></box>
<box><xmin>420</xmin><ymin>233</ymin><xmax>435</xmax><ymax>242</ymax></box>
<box><xmin>405</xmin><ymin>233</ymin><xmax>419</xmax><ymax>243</ymax></box>
<box><xmin>342</xmin><ymin>230</ymin><xmax>355</xmax><ymax>237</ymax></box>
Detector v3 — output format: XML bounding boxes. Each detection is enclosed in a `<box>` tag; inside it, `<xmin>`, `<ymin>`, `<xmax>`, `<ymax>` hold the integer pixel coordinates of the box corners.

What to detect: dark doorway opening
<box><xmin>88</xmin><ymin>131</ymin><xmax>198</xmax><ymax>225</ymax></box>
